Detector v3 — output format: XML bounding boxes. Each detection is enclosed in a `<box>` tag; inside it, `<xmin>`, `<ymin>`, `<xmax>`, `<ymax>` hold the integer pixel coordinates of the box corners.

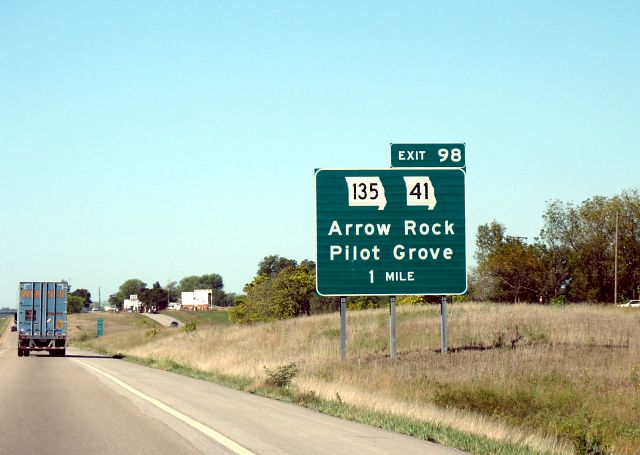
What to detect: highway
<box><xmin>0</xmin><ymin>328</ymin><xmax>465</xmax><ymax>454</ymax></box>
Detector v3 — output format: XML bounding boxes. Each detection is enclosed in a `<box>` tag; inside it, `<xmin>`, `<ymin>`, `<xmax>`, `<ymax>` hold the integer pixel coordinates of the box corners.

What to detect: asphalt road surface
<box><xmin>0</xmin><ymin>328</ymin><xmax>465</xmax><ymax>455</ymax></box>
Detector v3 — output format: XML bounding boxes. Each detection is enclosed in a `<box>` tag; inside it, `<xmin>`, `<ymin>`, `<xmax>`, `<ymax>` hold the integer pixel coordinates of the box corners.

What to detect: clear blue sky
<box><xmin>1</xmin><ymin>1</ymin><xmax>638</xmax><ymax>307</ymax></box>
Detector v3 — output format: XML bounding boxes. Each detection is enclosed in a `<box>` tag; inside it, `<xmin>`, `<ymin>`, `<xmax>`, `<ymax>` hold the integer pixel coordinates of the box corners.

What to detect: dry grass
<box><xmin>68</xmin><ymin>312</ymin><xmax>165</xmax><ymax>352</ymax></box>
<box><xmin>0</xmin><ymin>317</ymin><xmax>10</xmax><ymax>336</ymax></box>
<box><xmin>163</xmin><ymin>309</ymin><xmax>229</xmax><ymax>326</ymax></box>
<box><xmin>70</xmin><ymin>304</ymin><xmax>640</xmax><ymax>454</ymax></box>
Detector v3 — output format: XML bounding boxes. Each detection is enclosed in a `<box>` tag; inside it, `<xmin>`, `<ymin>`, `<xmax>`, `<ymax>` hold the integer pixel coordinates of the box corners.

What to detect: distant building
<box><xmin>123</xmin><ymin>294</ymin><xmax>142</xmax><ymax>312</ymax></box>
<box><xmin>180</xmin><ymin>289</ymin><xmax>211</xmax><ymax>311</ymax></box>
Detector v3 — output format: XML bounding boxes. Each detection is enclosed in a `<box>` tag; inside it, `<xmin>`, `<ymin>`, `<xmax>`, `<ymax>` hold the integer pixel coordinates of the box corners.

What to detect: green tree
<box><xmin>611</xmin><ymin>190</ymin><xmax>640</xmax><ymax>301</ymax></box>
<box><xmin>70</xmin><ymin>289</ymin><xmax>92</xmax><ymax>309</ymax></box>
<box><xmin>108</xmin><ymin>293</ymin><xmax>122</xmax><ymax>309</ymax></box>
<box><xmin>472</xmin><ymin>189</ymin><xmax>639</xmax><ymax>303</ymax></box>
<box><xmin>119</xmin><ymin>279</ymin><xmax>146</xmax><ymax>301</ymax></box>
<box><xmin>470</xmin><ymin>222</ymin><xmax>508</xmax><ymax>301</ymax></box>
<box><xmin>309</xmin><ymin>294</ymin><xmax>340</xmax><ymax>314</ymax></box>
<box><xmin>210</xmin><ymin>288</ymin><xmax>226</xmax><ymax>306</ymax></box>
<box><xmin>229</xmin><ymin>275</ymin><xmax>277</xmax><ymax>322</ymax></box>
<box><xmin>165</xmin><ymin>281</ymin><xmax>179</xmax><ymax>303</ymax></box>
<box><xmin>485</xmin><ymin>238</ymin><xmax>544</xmax><ymax>303</ymax></box>
<box><xmin>219</xmin><ymin>292</ymin><xmax>237</xmax><ymax>307</ymax></box>
<box><xmin>272</xmin><ymin>266</ymin><xmax>315</xmax><ymax>316</ymax></box>
<box><xmin>177</xmin><ymin>274</ymin><xmax>224</xmax><ymax>293</ymax></box>
<box><xmin>476</xmin><ymin>221</ymin><xmax>507</xmax><ymax>263</ymax></box>
<box><xmin>230</xmin><ymin>257</ymin><xmax>316</xmax><ymax>323</ymax></box>
<box><xmin>541</xmin><ymin>190</ymin><xmax>639</xmax><ymax>302</ymax></box>
<box><xmin>397</xmin><ymin>295</ymin><xmax>430</xmax><ymax>305</ymax></box>
<box><xmin>67</xmin><ymin>295</ymin><xmax>84</xmax><ymax>313</ymax></box>
<box><xmin>140</xmin><ymin>282</ymin><xmax>169</xmax><ymax>311</ymax></box>
<box><xmin>257</xmin><ymin>255</ymin><xmax>298</xmax><ymax>277</ymax></box>
<box><xmin>347</xmin><ymin>296</ymin><xmax>381</xmax><ymax>310</ymax></box>
<box><xmin>472</xmin><ymin>222</ymin><xmax>547</xmax><ymax>302</ymax></box>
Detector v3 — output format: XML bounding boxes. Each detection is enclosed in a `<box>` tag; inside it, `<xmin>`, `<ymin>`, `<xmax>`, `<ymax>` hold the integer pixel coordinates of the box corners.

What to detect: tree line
<box><xmin>106</xmin><ymin>274</ymin><xmax>236</xmax><ymax>311</ymax></box>
<box><xmin>66</xmin><ymin>188</ymin><xmax>638</xmax><ymax>317</ymax></box>
<box><xmin>470</xmin><ymin>189</ymin><xmax>639</xmax><ymax>303</ymax></box>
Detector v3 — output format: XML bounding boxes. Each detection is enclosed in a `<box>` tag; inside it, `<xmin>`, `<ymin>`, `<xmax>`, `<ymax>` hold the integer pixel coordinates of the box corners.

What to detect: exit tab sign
<box><xmin>391</xmin><ymin>143</ymin><xmax>465</xmax><ymax>168</ymax></box>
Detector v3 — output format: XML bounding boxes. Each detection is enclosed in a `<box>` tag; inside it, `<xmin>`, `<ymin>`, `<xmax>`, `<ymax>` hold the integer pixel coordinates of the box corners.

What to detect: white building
<box><xmin>123</xmin><ymin>294</ymin><xmax>141</xmax><ymax>312</ymax></box>
<box><xmin>180</xmin><ymin>289</ymin><xmax>212</xmax><ymax>311</ymax></box>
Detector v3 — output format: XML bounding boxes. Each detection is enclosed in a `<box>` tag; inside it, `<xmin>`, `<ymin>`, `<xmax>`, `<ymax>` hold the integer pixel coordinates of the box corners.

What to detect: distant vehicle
<box><xmin>11</xmin><ymin>325</ymin><xmax>17</xmax><ymax>332</ymax></box>
<box><xmin>170</xmin><ymin>321</ymin><xmax>179</xmax><ymax>328</ymax></box>
<box><xmin>618</xmin><ymin>300</ymin><xmax>640</xmax><ymax>308</ymax></box>
<box><xmin>91</xmin><ymin>307</ymin><xmax>99</xmax><ymax>312</ymax></box>
<box><xmin>17</xmin><ymin>282</ymin><xmax>67</xmax><ymax>357</ymax></box>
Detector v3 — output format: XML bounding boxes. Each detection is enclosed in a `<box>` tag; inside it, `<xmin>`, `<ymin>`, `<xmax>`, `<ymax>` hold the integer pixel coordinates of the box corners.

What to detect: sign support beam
<box><xmin>440</xmin><ymin>296</ymin><xmax>447</xmax><ymax>353</ymax></box>
<box><xmin>389</xmin><ymin>296</ymin><xmax>397</xmax><ymax>359</ymax></box>
<box><xmin>340</xmin><ymin>297</ymin><xmax>347</xmax><ymax>361</ymax></box>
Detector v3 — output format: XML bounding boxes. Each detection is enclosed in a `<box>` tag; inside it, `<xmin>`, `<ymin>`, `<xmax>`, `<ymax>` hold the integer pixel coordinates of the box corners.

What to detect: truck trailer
<box><xmin>18</xmin><ymin>282</ymin><xmax>68</xmax><ymax>357</ymax></box>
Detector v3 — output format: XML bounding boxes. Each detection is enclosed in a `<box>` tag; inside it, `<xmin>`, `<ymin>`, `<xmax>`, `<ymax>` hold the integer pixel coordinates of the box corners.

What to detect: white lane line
<box><xmin>73</xmin><ymin>359</ymin><xmax>255</xmax><ymax>455</ymax></box>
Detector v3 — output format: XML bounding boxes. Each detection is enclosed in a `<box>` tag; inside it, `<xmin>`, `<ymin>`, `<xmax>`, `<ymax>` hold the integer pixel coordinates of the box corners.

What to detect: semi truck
<box><xmin>17</xmin><ymin>282</ymin><xmax>68</xmax><ymax>357</ymax></box>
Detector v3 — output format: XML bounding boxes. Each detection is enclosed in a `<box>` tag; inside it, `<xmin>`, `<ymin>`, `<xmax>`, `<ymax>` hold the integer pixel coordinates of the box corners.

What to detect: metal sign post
<box><xmin>440</xmin><ymin>296</ymin><xmax>447</xmax><ymax>353</ymax></box>
<box><xmin>389</xmin><ymin>296</ymin><xmax>397</xmax><ymax>358</ymax></box>
<box><xmin>316</xmin><ymin>142</ymin><xmax>467</xmax><ymax>360</ymax></box>
<box><xmin>340</xmin><ymin>297</ymin><xmax>347</xmax><ymax>361</ymax></box>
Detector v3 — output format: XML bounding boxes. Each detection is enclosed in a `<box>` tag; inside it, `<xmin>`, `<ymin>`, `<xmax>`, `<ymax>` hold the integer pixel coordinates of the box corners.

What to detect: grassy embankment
<box><xmin>69</xmin><ymin>304</ymin><xmax>640</xmax><ymax>454</ymax></box>
<box><xmin>0</xmin><ymin>317</ymin><xmax>11</xmax><ymax>342</ymax></box>
<box><xmin>164</xmin><ymin>309</ymin><xmax>230</xmax><ymax>326</ymax></box>
<box><xmin>0</xmin><ymin>317</ymin><xmax>10</xmax><ymax>335</ymax></box>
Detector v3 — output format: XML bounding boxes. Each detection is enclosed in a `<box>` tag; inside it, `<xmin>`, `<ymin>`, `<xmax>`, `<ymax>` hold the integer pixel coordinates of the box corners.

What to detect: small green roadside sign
<box><xmin>97</xmin><ymin>318</ymin><xmax>104</xmax><ymax>337</ymax></box>
<box><xmin>315</xmin><ymin>168</ymin><xmax>466</xmax><ymax>296</ymax></box>
<box><xmin>391</xmin><ymin>143</ymin><xmax>465</xmax><ymax>168</ymax></box>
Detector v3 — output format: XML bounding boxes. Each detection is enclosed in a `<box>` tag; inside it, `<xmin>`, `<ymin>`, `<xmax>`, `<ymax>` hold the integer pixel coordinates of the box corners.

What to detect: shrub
<box><xmin>632</xmin><ymin>365</ymin><xmax>640</xmax><ymax>388</ymax></box>
<box><xmin>264</xmin><ymin>362</ymin><xmax>299</xmax><ymax>388</ymax></box>
<box><xmin>566</xmin><ymin>419</ymin><xmax>611</xmax><ymax>455</ymax></box>
<box><xmin>183</xmin><ymin>321</ymin><xmax>197</xmax><ymax>333</ymax></box>
<box><xmin>322</xmin><ymin>328</ymin><xmax>340</xmax><ymax>339</ymax></box>
<box><xmin>295</xmin><ymin>390</ymin><xmax>320</xmax><ymax>406</ymax></box>
<box><xmin>146</xmin><ymin>327</ymin><xmax>159</xmax><ymax>337</ymax></box>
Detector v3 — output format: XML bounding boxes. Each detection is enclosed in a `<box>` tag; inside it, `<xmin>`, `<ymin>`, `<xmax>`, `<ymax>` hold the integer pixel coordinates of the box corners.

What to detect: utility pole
<box><xmin>614</xmin><ymin>211</ymin><xmax>619</xmax><ymax>305</ymax></box>
<box><xmin>98</xmin><ymin>287</ymin><xmax>101</xmax><ymax>310</ymax></box>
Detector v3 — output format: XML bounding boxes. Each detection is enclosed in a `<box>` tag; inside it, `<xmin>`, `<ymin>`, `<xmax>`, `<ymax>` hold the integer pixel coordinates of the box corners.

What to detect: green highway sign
<box><xmin>97</xmin><ymin>318</ymin><xmax>104</xmax><ymax>337</ymax></box>
<box><xmin>391</xmin><ymin>143</ymin><xmax>465</xmax><ymax>168</ymax></box>
<box><xmin>315</xmin><ymin>168</ymin><xmax>466</xmax><ymax>296</ymax></box>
